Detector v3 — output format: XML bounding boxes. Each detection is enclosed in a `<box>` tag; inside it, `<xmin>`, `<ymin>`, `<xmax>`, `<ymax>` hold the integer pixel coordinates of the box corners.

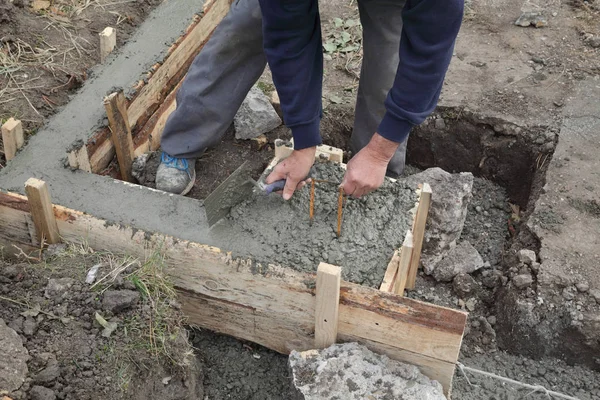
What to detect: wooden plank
<box><xmin>380</xmin><ymin>249</ymin><xmax>401</xmax><ymax>292</ymax></box>
<box><xmin>104</xmin><ymin>91</ymin><xmax>134</xmax><ymax>182</ymax></box>
<box><xmin>1</xmin><ymin>118</ymin><xmax>25</xmax><ymax>161</ymax></box>
<box><xmin>0</xmin><ymin>191</ymin><xmax>466</xmax><ymax>395</ymax></box>
<box><xmin>407</xmin><ymin>183</ymin><xmax>432</xmax><ymax>289</ymax></box>
<box><xmin>314</xmin><ymin>262</ymin><xmax>341</xmax><ymax>348</ymax></box>
<box><xmin>274</xmin><ymin>139</ymin><xmax>344</xmax><ymax>163</ymax></box>
<box><xmin>24</xmin><ymin>179</ymin><xmax>60</xmax><ymax>244</ymax></box>
<box><xmin>99</xmin><ymin>27</ymin><xmax>116</xmax><ymax>63</ymax></box>
<box><xmin>394</xmin><ymin>231</ymin><xmax>413</xmax><ymax>296</ymax></box>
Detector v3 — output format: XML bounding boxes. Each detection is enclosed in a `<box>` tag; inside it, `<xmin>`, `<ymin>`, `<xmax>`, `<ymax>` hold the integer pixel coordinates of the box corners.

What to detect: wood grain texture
<box><xmin>24</xmin><ymin>179</ymin><xmax>60</xmax><ymax>244</ymax></box>
<box><xmin>314</xmin><ymin>262</ymin><xmax>341</xmax><ymax>348</ymax></box>
<box><xmin>407</xmin><ymin>183</ymin><xmax>432</xmax><ymax>289</ymax></box>
<box><xmin>379</xmin><ymin>249</ymin><xmax>400</xmax><ymax>292</ymax></box>
<box><xmin>103</xmin><ymin>91</ymin><xmax>134</xmax><ymax>182</ymax></box>
<box><xmin>1</xmin><ymin>118</ymin><xmax>25</xmax><ymax>161</ymax></box>
<box><xmin>67</xmin><ymin>146</ymin><xmax>92</xmax><ymax>173</ymax></box>
<box><xmin>99</xmin><ymin>27</ymin><xmax>116</xmax><ymax>63</ymax></box>
<box><xmin>0</xmin><ymin>190</ymin><xmax>466</xmax><ymax>395</ymax></box>
<box><xmin>394</xmin><ymin>231</ymin><xmax>413</xmax><ymax>295</ymax></box>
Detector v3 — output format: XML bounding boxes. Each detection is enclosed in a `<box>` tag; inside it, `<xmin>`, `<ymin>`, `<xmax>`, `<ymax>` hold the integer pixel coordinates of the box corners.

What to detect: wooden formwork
<box><xmin>0</xmin><ymin>174</ymin><xmax>466</xmax><ymax>397</ymax></box>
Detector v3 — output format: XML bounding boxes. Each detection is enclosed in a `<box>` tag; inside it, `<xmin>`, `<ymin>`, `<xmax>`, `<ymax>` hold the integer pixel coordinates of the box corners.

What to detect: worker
<box><xmin>156</xmin><ymin>0</ymin><xmax>463</xmax><ymax>200</ymax></box>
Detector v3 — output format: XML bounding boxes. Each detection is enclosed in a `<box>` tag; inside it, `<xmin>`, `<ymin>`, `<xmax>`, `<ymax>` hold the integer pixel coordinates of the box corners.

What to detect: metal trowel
<box><xmin>204</xmin><ymin>161</ymin><xmax>288</xmax><ymax>227</ymax></box>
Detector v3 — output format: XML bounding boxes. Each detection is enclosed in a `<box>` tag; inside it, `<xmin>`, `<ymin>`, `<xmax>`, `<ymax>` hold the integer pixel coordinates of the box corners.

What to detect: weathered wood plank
<box><xmin>407</xmin><ymin>183</ymin><xmax>432</xmax><ymax>289</ymax></box>
<box><xmin>314</xmin><ymin>262</ymin><xmax>341</xmax><ymax>348</ymax></box>
<box><xmin>394</xmin><ymin>231</ymin><xmax>413</xmax><ymax>295</ymax></box>
<box><xmin>24</xmin><ymin>179</ymin><xmax>61</xmax><ymax>244</ymax></box>
<box><xmin>104</xmin><ymin>91</ymin><xmax>135</xmax><ymax>182</ymax></box>
<box><xmin>99</xmin><ymin>27</ymin><xmax>116</xmax><ymax>63</ymax></box>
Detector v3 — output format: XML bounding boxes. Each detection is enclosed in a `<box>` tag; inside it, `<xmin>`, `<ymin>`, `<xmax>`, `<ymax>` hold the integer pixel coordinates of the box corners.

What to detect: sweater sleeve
<box><xmin>377</xmin><ymin>0</ymin><xmax>464</xmax><ymax>144</ymax></box>
<box><xmin>257</xmin><ymin>0</ymin><xmax>324</xmax><ymax>150</ymax></box>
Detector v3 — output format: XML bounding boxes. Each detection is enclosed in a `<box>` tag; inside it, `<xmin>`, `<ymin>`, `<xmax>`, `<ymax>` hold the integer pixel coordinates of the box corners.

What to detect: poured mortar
<box><xmin>227</xmin><ymin>161</ymin><xmax>418</xmax><ymax>287</ymax></box>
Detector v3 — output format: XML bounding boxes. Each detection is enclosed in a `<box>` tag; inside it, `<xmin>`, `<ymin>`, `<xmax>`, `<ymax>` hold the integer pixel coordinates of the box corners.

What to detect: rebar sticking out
<box><xmin>337</xmin><ymin>187</ymin><xmax>344</xmax><ymax>237</ymax></box>
<box><xmin>309</xmin><ymin>180</ymin><xmax>315</xmax><ymax>225</ymax></box>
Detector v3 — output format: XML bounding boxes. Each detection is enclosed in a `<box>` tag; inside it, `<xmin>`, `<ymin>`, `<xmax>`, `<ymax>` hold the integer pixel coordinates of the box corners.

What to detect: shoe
<box><xmin>156</xmin><ymin>152</ymin><xmax>196</xmax><ymax>195</ymax></box>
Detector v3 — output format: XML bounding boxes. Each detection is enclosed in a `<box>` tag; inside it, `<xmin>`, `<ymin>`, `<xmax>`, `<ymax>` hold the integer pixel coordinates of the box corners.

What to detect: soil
<box><xmin>0</xmin><ymin>0</ymin><xmax>163</xmax><ymax>166</ymax></box>
<box><xmin>0</xmin><ymin>246</ymin><xmax>201</xmax><ymax>400</ymax></box>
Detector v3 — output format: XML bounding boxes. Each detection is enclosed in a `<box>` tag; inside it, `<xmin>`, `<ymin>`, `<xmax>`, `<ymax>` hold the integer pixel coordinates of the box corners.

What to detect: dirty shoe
<box><xmin>156</xmin><ymin>152</ymin><xmax>196</xmax><ymax>195</ymax></box>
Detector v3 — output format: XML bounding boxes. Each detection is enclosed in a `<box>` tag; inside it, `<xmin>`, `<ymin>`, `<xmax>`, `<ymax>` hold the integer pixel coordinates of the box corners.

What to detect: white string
<box><xmin>456</xmin><ymin>362</ymin><xmax>582</xmax><ymax>400</ymax></box>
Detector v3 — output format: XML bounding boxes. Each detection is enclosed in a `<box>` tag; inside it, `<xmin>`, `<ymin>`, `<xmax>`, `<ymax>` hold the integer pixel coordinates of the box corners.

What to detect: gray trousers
<box><xmin>161</xmin><ymin>0</ymin><xmax>408</xmax><ymax>175</ymax></box>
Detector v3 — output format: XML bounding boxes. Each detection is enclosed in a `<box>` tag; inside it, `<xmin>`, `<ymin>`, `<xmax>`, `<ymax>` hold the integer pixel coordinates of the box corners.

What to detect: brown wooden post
<box><xmin>314</xmin><ymin>262</ymin><xmax>341</xmax><ymax>348</ymax></box>
<box><xmin>104</xmin><ymin>91</ymin><xmax>135</xmax><ymax>182</ymax></box>
<box><xmin>24</xmin><ymin>178</ymin><xmax>61</xmax><ymax>244</ymax></box>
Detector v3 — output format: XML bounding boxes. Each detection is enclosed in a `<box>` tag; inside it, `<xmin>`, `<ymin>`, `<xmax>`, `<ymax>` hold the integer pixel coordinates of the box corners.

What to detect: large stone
<box><xmin>0</xmin><ymin>318</ymin><xmax>30</xmax><ymax>392</ymax></box>
<box><xmin>432</xmin><ymin>241</ymin><xmax>484</xmax><ymax>282</ymax></box>
<box><xmin>518</xmin><ymin>249</ymin><xmax>536</xmax><ymax>265</ymax></box>
<box><xmin>404</xmin><ymin>168</ymin><xmax>474</xmax><ymax>274</ymax></box>
<box><xmin>33</xmin><ymin>358</ymin><xmax>60</xmax><ymax>385</ymax></box>
<box><xmin>102</xmin><ymin>290</ymin><xmax>140</xmax><ymax>314</ymax></box>
<box><xmin>288</xmin><ymin>343</ymin><xmax>445</xmax><ymax>400</ymax></box>
<box><xmin>234</xmin><ymin>85</ymin><xmax>282</xmax><ymax>140</ymax></box>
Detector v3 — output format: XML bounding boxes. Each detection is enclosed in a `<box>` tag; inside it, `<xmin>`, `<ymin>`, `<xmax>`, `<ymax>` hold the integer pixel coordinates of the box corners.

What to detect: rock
<box><xmin>29</xmin><ymin>386</ymin><xmax>56</xmax><ymax>400</ymax></box>
<box><xmin>33</xmin><ymin>358</ymin><xmax>60</xmax><ymax>385</ymax></box>
<box><xmin>131</xmin><ymin>153</ymin><xmax>149</xmax><ymax>183</ymax></box>
<box><xmin>487</xmin><ymin>315</ymin><xmax>497</xmax><ymax>325</ymax></box>
<box><xmin>22</xmin><ymin>317</ymin><xmax>38</xmax><ymax>336</ymax></box>
<box><xmin>0</xmin><ymin>318</ymin><xmax>30</xmax><ymax>392</ymax></box>
<box><xmin>288</xmin><ymin>343</ymin><xmax>445</xmax><ymax>400</ymax></box>
<box><xmin>530</xmin><ymin>262</ymin><xmax>540</xmax><ymax>272</ymax></box>
<box><xmin>434</xmin><ymin>118</ymin><xmax>446</xmax><ymax>130</ymax></box>
<box><xmin>44</xmin><ymin>278</ymin><xmax>74</xmax><ymax>299</ymax></box>
<box><xmin>512</xmin><ymin>274</ymin><xmax>533</xmax><ymax>289</ymax></box>
<box><xmin>234</xmin><ymin>86</ymin><xmax>282</xmax><ymax>140</ymax></box>
<box><xmin>589</xmin><ymin>289</ymin><xmax>600</xmax><ymax>304</ymax></box>
<box><xmin>404</xmin><ymin>168</ymin><xmax>474</xmax><ymax>274</ymax></box>
<box><xmin>515</xmin><ymin>12</ymin><xmax>547</xmax><ymax>28</ymax></box>
<box><xmin>585</xmin><ymin>36</ymin><xmax>600</xmax><ymax>49</ymax></box>
<box><xmin>432</xmin><ymin>241</ymin><xmax>484</xmax><ymax>282</ymax></box>
<box><xmin>453</xmin><ymin>273</ymin><xmax>477</xmax><ymax>297</ymax></box>
<box><xmin>518</xmin><ymin>249</ymin><xmax>536</xmax><ymax>265</ymax></box>
<box><xmin>465</xmin><ymin>298</ymin><xmax>477</xmax><ymax>312</ymax></box>
<box><xmin>576</xmin><ymin>282</ymin><xmax>590</xmax><ymax>293</ymax></box>
<box><xmin>102</xmin><ymin>290</ymin><xmax>140</xmax><ymax>313</ymax></box>
<box><xmin>562</xmin><ymin>288</ymin><xmax>575</xmax><ymax>301</ymax></box>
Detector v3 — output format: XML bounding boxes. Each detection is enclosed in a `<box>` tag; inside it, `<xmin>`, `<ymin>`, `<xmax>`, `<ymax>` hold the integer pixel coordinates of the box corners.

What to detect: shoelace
<box><xmin>161</xmin><ymin>152</ymin><xmax>191</xmax><ymax>177</ymax></box>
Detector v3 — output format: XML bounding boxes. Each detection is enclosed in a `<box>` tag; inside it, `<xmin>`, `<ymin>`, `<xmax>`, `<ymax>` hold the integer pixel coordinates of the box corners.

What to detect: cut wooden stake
<box><xmin>67</xmin><ymin>145</ymin><xmax>92</xmax><ymax>173</ymax></box>
<box><xmin>99</xmin><ymin>27</ymin><xmax>116</xmax><ymax>63</ymax></box>
<box><xmin>407</xmin><ymin>183</ymin><xmax>432</xmax><ymax>289</ymax></box>
<box><xmin>1</xmin><ymin>118</ymin><xmax>25</xmax><ymax>161</ymax></box>
<box><xmin>314</xmin><ymin>262</ymin><xmax>341</xmax><ymax>349</ymax></box>
<box><xmin>380</xmin><ymin>249</ymin><xmax>401</xmax><ymax>292</ymax></box>
<box><xmin>394</xmin><ymin>231</ymin><xmax>414</xmax><ymax>296</ymax></box>
<box><xmin>103</xmin><ymin>91</ymin><xmax>134</xmax><ymax>182</ymax></box>
<box><xmin>24</xmin><ymin>178</ymin><xmax>60</xmax><ymax>244</ymax></box>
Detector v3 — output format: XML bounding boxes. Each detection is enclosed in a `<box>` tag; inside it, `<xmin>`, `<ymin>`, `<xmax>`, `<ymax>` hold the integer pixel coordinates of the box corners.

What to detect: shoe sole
<box><xmin>179</xmin><ymin>169</ymin><xmax>196</xmax><ymax>196</ymax></box>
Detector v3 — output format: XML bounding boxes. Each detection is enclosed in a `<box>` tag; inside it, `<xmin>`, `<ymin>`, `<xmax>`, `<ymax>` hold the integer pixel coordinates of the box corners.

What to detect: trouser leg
<box><xmin>161</xmin><ymin>0</ymin><xmax>266</xmax><ymax>159</ymax></box>
<box><xmin>353</xmin><ymin>0</ymin><xmax>408</xmax><ymax>176</ymax></box>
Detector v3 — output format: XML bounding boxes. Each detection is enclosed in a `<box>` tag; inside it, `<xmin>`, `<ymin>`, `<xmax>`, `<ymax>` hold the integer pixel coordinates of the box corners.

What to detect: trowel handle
<box><xmin>263</xmin><ymin>179</ymin><xmax>286</xmax><ymax>194</ymax></box>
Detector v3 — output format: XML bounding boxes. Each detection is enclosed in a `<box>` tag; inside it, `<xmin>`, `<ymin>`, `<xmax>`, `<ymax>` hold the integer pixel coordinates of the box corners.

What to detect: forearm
<box><xmin>378</xmin><ymin>0</ymin><xmax>464</xmax><ymax>144</ymax></box>
<box><xmin>257</xmin><ymin>0</ymin><xmax>323</xmax><ymax>150</ymax></box>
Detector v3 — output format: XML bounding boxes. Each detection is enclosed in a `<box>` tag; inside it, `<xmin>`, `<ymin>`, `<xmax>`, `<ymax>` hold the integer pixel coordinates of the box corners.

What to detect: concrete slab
<box><xmin>529</xmin><ymin>77</ymin><xmax>600</xmax><ymax>291</ymax></box>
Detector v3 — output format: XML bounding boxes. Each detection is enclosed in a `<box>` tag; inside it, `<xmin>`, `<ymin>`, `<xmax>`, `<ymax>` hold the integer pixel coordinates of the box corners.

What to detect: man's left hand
<box><xmin>340</xmin><ymin>133</ymin><xmax>400</xmax><ymax>198</ymax></box>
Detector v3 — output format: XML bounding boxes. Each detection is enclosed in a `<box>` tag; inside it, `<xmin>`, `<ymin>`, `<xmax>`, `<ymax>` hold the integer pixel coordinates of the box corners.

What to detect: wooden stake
<box><xmin>337</xmin><ymin>187</ymin><xmax>344</xmax><ymax>237</ymax></box>
<box><xmin>67</xmin><ymin>145</ymin><xmax>92</xmax><ymax>173</ymax></box>
<box><xmin>380</xmin><ymin>249</ymin><xmax>401</xmax><ymax>292</ymax></box>
<box><xmin>24</xmin><ymin>178</ymin><xmax>60</xmax><ymax>244</ymax></box>
<box><xmin>1</xmin><ymin>118</ymin><xmax>25</xmax><ymax>161</ymax></box>
<box><xmin>99</xmin><ymin>27</ymin><xmax>116</xmax><ymax>63</ymax></box>
<box><xmin>394</xmin><ymin>231</ymin><xmax>414</xmax><ymax>296</ymax></box>
<box><xmin>407</xmin><ymin>183</ymin><xmax>432</xmax><ymax>289</ymax></box>
<box><xmin>103</xmin><ymin>91</ymin><xmax>134</xmax><ymax>182</ymax></box>
<box><xmin>314</xmin><ymin>262</ymin><xmax>341</xmax><ymax>348</ymax></box>
<box><xmin>309</xmin><ymin>180</ymin><xmax>315</xmax><ymax>225</ymax></box>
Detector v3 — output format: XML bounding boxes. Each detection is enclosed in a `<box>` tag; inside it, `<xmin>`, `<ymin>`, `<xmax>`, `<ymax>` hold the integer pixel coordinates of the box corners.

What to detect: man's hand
<box><xmin>266</xmin><ymin>146</ymin><xmax>316</xmax><ymax>200</ymax></box>
<box><xmin>341</xmin><ymin>133</ymin><xmax>400</xmax><ymax>198</ymax></box>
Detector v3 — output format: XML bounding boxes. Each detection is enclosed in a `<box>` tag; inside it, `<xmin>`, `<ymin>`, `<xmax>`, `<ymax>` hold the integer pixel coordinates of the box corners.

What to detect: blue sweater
<box><xmin>258</xmin><ymin>0</ymin><xmax>464</xmax><ymax>149</ymax></box>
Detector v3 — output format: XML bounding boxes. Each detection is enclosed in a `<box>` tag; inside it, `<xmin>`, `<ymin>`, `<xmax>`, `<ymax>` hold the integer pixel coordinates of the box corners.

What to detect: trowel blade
<box><xmin>204</xmin><ymin>161</ymin><xmax>256</xmax><ymax>227</ymax></box>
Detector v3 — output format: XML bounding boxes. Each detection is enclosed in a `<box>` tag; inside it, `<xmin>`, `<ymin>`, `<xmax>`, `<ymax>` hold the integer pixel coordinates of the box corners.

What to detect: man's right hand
<box><xmin>266</xmin><ymin>146</ymin><xmax>316</xmax><ymax>200</ymax></box>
